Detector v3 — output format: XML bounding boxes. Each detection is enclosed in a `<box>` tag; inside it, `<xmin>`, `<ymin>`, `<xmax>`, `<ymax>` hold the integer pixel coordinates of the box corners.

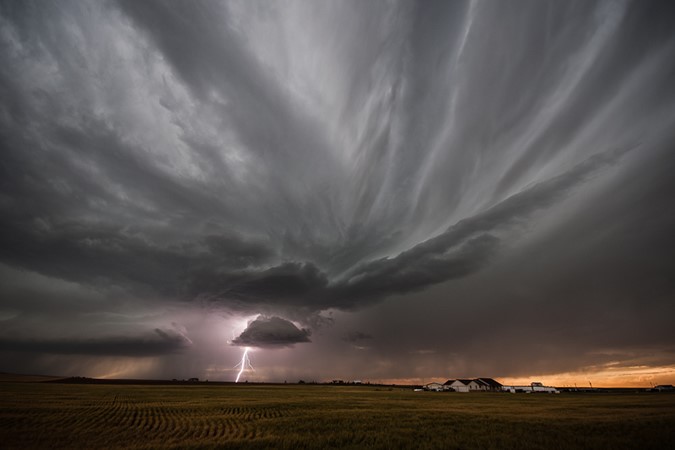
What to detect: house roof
<box><xmin>444</xmin><ymin>378</ymin><xmax>503</xmax><ymax>387</ymax></box>
<box><xmin>476</xmin><ymin>378</ymin><xmax>503</xmax><ymax>388</ymax></box>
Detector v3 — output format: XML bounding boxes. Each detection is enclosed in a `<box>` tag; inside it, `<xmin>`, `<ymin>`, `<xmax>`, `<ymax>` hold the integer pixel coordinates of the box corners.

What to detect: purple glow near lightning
<box><xmin>234</xmin><ymin>347</ymin><xmax>253</xmax><ymax>383</ymax></box>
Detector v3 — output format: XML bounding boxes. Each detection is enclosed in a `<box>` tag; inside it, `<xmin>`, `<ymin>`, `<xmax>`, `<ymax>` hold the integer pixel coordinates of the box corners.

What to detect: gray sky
<box><xmin>1</xmin><ymin>0</ymin><xmax>674</xmax><ymax>385</ymax></box>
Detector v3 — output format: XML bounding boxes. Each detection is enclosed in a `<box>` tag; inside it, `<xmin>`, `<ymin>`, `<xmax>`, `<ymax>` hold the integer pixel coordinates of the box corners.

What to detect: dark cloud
<box><xmin>0</xmin><ymin>0</ymin><xmax>667</xmax><ymax>314</ymax></box>
<box><xmin>0</xmin><ymin>328</ymin><xmax>191</xmax><ymax>357</ymax></box>
<box><xmin>232</xmin><ymin>316</ymin><xmax>311</xmax><ymax>348</ymax></box>
<box><xmin>327</xmin><ymin>148</ymin><xmax>630</xmax><ymax>305</ymax></box>
<box><xmin>0</xmin><ymin>0</ymin><xmax>674</xmax><ymax>382</ymax></box>
<box><xmin>190</xmin><ymin>147</ymin><xmax>631</xmax><ymax>312</ymax></box>
<box><xmin>191</xmin><ymin>262</ymin><xmax>328</xmax><ymax>308</ymax></box>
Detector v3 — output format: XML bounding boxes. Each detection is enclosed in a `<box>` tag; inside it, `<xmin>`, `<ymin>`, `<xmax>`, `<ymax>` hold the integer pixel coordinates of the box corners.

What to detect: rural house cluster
<box><xmin>420</xmin><ymin>378</ymin><xmax>559</xmax><ymax>393</ymax></box>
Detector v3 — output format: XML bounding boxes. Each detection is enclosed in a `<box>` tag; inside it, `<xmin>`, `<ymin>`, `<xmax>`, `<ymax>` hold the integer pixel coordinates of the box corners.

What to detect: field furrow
<box><xmin>3</xmin><ymin>383</ymin><xmax>674</xmax><ymax>449</ymax></box>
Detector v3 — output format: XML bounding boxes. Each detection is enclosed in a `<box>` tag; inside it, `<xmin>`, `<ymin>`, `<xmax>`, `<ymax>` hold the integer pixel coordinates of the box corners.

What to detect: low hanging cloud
<box><xmin>231</xmin><ymin>316</ymin><xmax>311</xmax><ymax>348</ymax></box>
<box><xmin>0</xmin><ymin>328</ymin><xmax>192</xmax><ymax>357</ymax></box>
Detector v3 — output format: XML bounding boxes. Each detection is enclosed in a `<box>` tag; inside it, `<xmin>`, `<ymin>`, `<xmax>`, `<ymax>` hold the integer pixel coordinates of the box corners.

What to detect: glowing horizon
<box><xmin>371</xmin><ymin>366</ymin><xmax>675</xmax><ymax>388</ymax></box>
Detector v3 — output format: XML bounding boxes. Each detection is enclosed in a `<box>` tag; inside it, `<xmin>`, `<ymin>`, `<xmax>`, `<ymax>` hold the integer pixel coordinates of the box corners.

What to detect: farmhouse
<box><xmin>441</xmin><ymin>378</ymin><xmax>504</xmax><ymax>392</ymax></box>
<box><xmin>442</xmin><ymin>379</ymin><xmax>457</xmax><ymax>391</ymax></box>
<box><xmin>473</xmin><ymin>379</ymin><xmax>491</xmax><ymax>391</ymax></box>
<box><xmin>444</xmin><ymin>379</ymin><xmax>480</xmax><ymax>392</ymax></box>
<box><xmin>476</xmin><ymin>378</ymin><xmax>503</xmax><ymax>391</ymax></box>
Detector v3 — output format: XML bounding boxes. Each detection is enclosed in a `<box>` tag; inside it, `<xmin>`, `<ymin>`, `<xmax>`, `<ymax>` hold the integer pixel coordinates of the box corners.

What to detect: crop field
<box><xmin>1</xmin><ymin>382</ymin><xmax>674</xmax><ymax>449</ymax></box>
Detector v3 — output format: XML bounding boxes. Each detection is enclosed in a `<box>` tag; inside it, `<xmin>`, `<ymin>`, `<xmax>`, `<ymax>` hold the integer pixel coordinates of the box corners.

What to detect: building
<box><xmin>443</xmin><ymin>379</ymin><xmax>457</xmax><ymax>391</ymax></box>
<box><xmin>476</xmin><ymin>378</ymin><xmax>503</xmax><ymax>392</ymax></box>
<box><xmin>653</xmin><ymin>384</ymin><xmax>674</xmax><ymax>392</ymax></box>
<box><xmin>445</xmin><ymin>379</ymin><xmax>479</xmax><ymax>392</ymax></box>
<box><xmin>424</xmin><ymin>382</ymin><xmax>444</xmax><ymax>391</ymax></box>
<box><xmin>502</xmin><ymin>382</ymin><xmax>559</xmax><ymax>394</ymax></box>
<box><xmin>442</xmin><ymin>378</ymin><xmax>503</xmax><ymax>392</ymax></box>
<box><xmin>473</xmin><ymin>379</ymin><xmax>491</xmax><ymax>391</ymax></box>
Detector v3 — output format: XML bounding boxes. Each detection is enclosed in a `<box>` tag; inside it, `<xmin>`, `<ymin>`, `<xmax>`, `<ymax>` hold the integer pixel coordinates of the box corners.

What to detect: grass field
<box><xmin>1</xmin><ymin>382</ymin><xmax>674</xmax><ymax>449</ymax></box>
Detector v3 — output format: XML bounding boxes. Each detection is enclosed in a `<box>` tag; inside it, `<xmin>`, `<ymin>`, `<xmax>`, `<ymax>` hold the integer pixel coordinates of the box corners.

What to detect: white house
<box><xmin>443</xmin><ymin>378</ymin><xmax>504</xmax><ymax>392</ymax></box>
<box><xmin>442</xmin><ymin>379</ymin><xmax>457</xmax><ymax>391</ymax></box>
<box><xmin>473</xmin><ymin>379</ymin><xmax>491</xmax><ymax>391</ymax></box>
<box><xmin>503</xmin><ymin>382</ymin><xmax>559</xmax><ymax>394</ymax></box>
<box><xmin>475</xmin><ymin>378</ymin><xmax>503</xmax><ymax>391</ymax></box>
<box><xmin>446</xmin><ymin>379</ymin><xmax>478</xmax><ymax>392</ymax></box>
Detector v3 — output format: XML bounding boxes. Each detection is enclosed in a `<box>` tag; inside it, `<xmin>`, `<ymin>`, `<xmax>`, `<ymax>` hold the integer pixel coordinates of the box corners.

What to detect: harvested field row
<box><xmin>0</xmin><ymin>387</ymin><xmax>266</xmax><ymax>447</ymax></box>
<box><xmin>1</xmin><ymin>383</ymin><xmax>674</xmax><ymax>449</ymax></box>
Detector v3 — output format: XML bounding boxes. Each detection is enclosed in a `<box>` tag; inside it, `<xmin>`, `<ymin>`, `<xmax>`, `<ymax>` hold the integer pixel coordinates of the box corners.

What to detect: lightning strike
<box><xmin>234</xmin><ymin>347</ymin><xmax>253</xmax><ymax>383</ymax></box>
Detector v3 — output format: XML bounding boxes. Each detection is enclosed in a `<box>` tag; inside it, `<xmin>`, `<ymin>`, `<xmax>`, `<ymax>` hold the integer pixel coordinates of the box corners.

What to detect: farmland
<box><xmin>1</xmin><ymin>382</ymin><xmax>674</xmax><ymax>449</ymax></box>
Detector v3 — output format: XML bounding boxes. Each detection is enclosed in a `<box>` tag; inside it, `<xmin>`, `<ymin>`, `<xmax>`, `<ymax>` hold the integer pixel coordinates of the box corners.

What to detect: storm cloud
<box><xmin>0</xmin><ymin>328</ymin><xmax>191</xmax><ymax>357</ymax></box>
<box><xmin>1</xmin><ymin>0</ymin><xmax>674</xmax><ymax>383</ymax></box>
<box><xmin>232</xmin><ymin>316</ymin><xmax>311</xmax><ymax>348</ymax></box>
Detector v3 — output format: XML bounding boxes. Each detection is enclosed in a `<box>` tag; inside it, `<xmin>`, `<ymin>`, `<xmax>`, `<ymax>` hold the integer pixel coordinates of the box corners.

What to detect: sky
<box><xmin>1</xmin><ymin>0</ymin><xmax>674</xmax><ymax>387</ymax></box>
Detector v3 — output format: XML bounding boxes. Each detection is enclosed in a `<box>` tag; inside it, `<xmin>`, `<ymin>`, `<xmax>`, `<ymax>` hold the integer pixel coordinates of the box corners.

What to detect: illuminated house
<box><xmin>445</xmin><ymin>379</ymin><xmax>481</xmax><ymax>392</ymax></box>
<box><xmin>443</xmin><ymin>378</ymin><xmax>503</xmax><ymax>392</ymax></box>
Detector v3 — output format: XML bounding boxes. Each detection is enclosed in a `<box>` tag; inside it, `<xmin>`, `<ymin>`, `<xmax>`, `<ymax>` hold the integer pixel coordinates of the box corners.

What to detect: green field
<box><xmin>1</xmin><ymin>382</ymin><xmax>674</xmax><ymax>449</ymax></box>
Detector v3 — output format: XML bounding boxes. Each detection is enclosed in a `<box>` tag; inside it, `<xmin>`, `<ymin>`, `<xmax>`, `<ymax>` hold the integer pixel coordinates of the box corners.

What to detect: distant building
<box><xmin>445</xmin><ymin>379</ymin><xmax>475</xmax><ymax>392</ymax></box>
<box><xmin>653</xmin><ymin>384</ymin><xmax>674</xmax><ymax>392</ymax></box>
<box><xmin>424</xmin><ymin>382</ymin><xmax>444</xmax><ymax>391</ymax></box>
<box><xmin>473</xmin><ymin>379</ymin><xmax>491</xmax><ymax>391</ymax></box>
<box><xmin>443</xmin><ymin>379</ymin><xmax>456</xmax><ymax>391</ymax></box>
<box><xmin>503</xmin><ymin>382</ymin><xmax>559</xmax><ymax>394</ymax></box>
<box><xmin>476</xmin><ymin>378</ymin><xmax>503</xmax><ymax>391</ymax></box>
<box><xmin>442</xmin><ymin>378</ymin><xmax>504</xmax><ymax>392</ymax></box>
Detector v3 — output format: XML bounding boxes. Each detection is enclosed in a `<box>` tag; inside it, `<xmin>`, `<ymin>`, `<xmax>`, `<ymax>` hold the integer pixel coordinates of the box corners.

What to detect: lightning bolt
<box><xmin>234</xmin><ymin>347</ymin><xmax>253</xmax><ymax>383</ymax></box>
